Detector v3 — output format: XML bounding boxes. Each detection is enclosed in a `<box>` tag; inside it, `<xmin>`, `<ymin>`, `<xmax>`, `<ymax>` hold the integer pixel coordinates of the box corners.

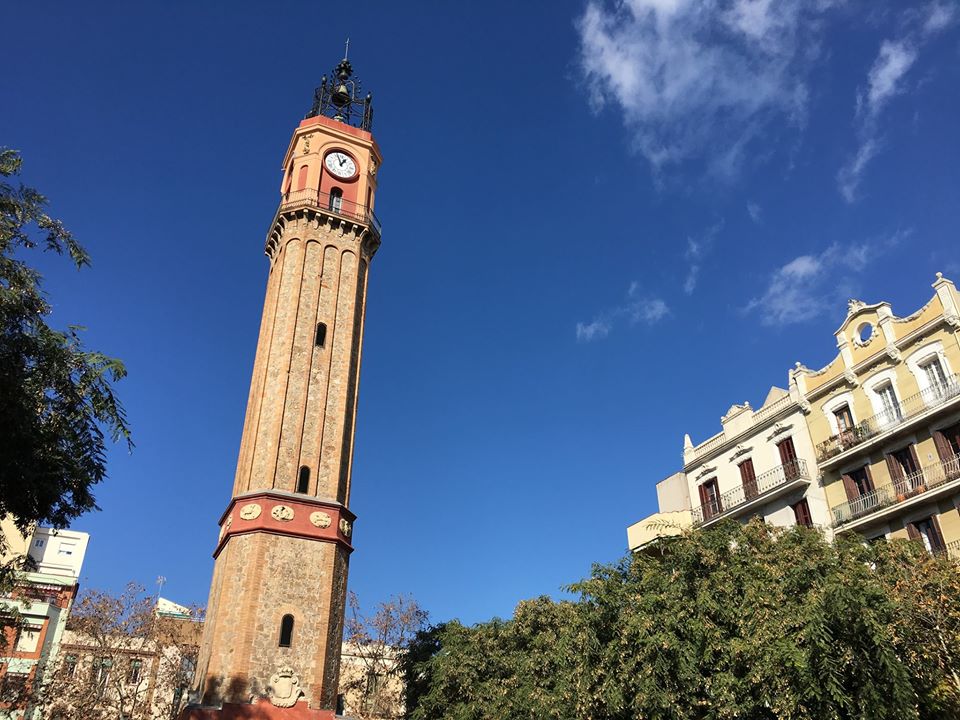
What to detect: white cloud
<box><xmin>747</xmin><ymin>202</ymin><xmax>762</xmax><ymax>224</ymax></box>
<box><xmin>576</xmin><ymin>282</ymin><xmax>669</xmax><ymax>342</ymax></box>
<box><xmin>745</xmin><ymin>231</ymin><xmax>908</xmax><ymax>325</ymax></box>
<box><xmin>865</xmin><ymin>41</ymin><xmax>918</xmax><ymax>113</ymax></box>
<box><xmin>682</xmin><ymin>221</ymin><xmax>723</xmax><ymax>294</ymax></box>
<box><xmin>576</xmin><ymin>0</ymin><xmax>838</xmax><ymax>177</ymax></box>
<box><xmin>838</xmin><ymin>3</ymin><xmax>956</xmax><ymax>202</ymax></box>
<box><xmin>576</xmin><ymin>318</ymin><xmax>613</xmax><ymax>342</ymax></box>
<box><xmin>923</xmin><ymin>1</ymin><xmax>956</xmax><ymax>34</ymax></box>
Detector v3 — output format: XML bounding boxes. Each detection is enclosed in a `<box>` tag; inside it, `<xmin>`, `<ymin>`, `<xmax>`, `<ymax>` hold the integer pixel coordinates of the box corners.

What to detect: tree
<box><xmin>405</xmin><ymin>520</ymin><xmax>960</xmax><ymax>720</ymax></box>
<box><xmin>0</xmin><ymin>148</ymin><xmax>130</xmax><ymax>567</ymax></box>
<box><xmin>341</xmin><ymin>591</ymin><xmax>428</xmax><ymax>719</ymax></box>
<box><xmin>29</xmin><ymin>583</ymin><xmax>203</xmax><ymax>720</ymax></box>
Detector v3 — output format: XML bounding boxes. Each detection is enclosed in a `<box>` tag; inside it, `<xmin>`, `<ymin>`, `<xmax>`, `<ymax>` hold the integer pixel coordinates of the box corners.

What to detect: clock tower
<box><xmin>184</xmin><ymin>55</ymin><xmax>382</xmax><ymax>719</ymax></box>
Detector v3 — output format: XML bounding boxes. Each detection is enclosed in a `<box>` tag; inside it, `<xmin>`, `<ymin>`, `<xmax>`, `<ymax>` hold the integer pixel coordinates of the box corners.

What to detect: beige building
<box><xmin>792</xmin><ymin>273</ymin><xmax>960</xmax><ymax>553</ymax></box>
<box><xmin>336</xmin><ymin>643</ymin><xmax>403</xmax><ymax>720</ymax></box>
<box><xmin>629</xmin><ymin>273</ymin><xmax>960</xmax><ymax>558</ymax></box>
<box><xmin>628</xmin><ymin>385</ymin><xmax>830</xmax><ymax>551</ymax></box>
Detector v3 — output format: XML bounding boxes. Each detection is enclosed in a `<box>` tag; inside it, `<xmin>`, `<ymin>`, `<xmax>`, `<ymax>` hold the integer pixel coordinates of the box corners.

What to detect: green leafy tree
<box><xmin>405</xmin><ymin>520</ymin><xmax>960</xmax><ymax>720</ymax></box>
<box><xmin>0</xmin><ymin>148</ymin><xmax>130</xmax><ymax>564</ymax></box>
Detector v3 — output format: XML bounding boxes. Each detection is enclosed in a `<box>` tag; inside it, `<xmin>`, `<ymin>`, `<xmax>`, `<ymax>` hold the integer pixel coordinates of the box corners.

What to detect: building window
<box><xmin>297</xmin><ymin>466</ymin><xmax>310</xmax><ymax>494</ymax></box>
<box><xmin>127</xmin><ymin>658</ymin><xmax>143</xmax><ymax>685</ymax></box>
<box><xmin>296</xmin><ymin>165</ymin><xmax>309</xmax><ymax>191</ymax></box>
<box><xmin>315</xmin><ymin>322</ymin><xmax>327</xmax><ymax>348</ymax></box>
<box><xmin>842</xmin><ymin>466</ymin><xmax>874</xmax><ymax>501</ymax></box>
<box><xmin>777</xmin><ymin>437</ymin><xmax>800</xmax><ymax>479</ymax></box>
<box><xmin>57</xmin><ymin>542</ymin><xmax>75</xmax><ymax>557</ymax></box>
<box><xmin>909</xmin><ymin>516</ymin><xmax>946</xmax><ymax>554</ymax></box>
<box><xmin>921</xmin><ymin>356</ymin><xmax>949</xmax><ymax>394</ymax></box>
<box><xmin>874</xmin><ymin>383</ymin><xmax>902</xmax><ymax>424</ymax></box>
<box><xmin>792</xmin><ymin>499</ymin><xmax>813</xmax><ymax>527</ymax></box>
<box><xmin>833</xmin><ymin>404</ymin><xmax>854</xmax><ymax>432</ymax></box>
<box><xmin>699</xmin><ymin>478</ymin><xmax>722</xmax><ymax>520</ymax></box>
<box><xmin>328</xmin><ymin>187</ymin><xmax>343</xmax><ymax>213</ymax></box>
<box><xmin>887</xmin><ymin>446</ymin><xmax>922</xmax><ymax>493</ymax></box>
<box><xmin>1</xmin><ymin>671</ymin><xmax>29</xmax><ymax>700</ymax></box>
<box><xmin>94</xmin><ymin>657</ymin><xmax>112</xmax><ymax>689</ymax></box>
<box><xmin>279</xmin><ymin>614</ymin><xmax>294</xmax><ymax>648</ymax></box>
<box><xmin>15</xmin><ymin>623</ymin><xmax>42</xmax><ymax>653</ymax></box>
<box><xmin>363</xmin><ymin>671</ymin><xmax>386</xmax><ymax>715</ymax></box>
<box><xmin>63</xmin><ymin>654</ymin><xmax>78</xmax><ymax>678</ymax></box>
<box><xmin>738</xmin><ymin>459</ymin><xmax>758</xmax><ymax>500</ymax></box>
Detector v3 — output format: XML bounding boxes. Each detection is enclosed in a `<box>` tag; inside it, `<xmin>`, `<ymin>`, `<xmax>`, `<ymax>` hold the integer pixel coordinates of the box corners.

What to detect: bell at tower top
<box><xmin>306</xmin><ymin>44</ymin><xmax>374</xmax><ymax>131</ymax></box>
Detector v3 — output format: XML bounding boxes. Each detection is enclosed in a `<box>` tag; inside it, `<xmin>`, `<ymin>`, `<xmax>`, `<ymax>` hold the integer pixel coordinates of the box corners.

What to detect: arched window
<box><xmin>297</xmin><ymin>466</ymin><xmax>310</xmax><ymax>494</ymax></box>
<box><xmin>279</xmin><ymin>614</ymin><xmax>294</xmax><ymax>648</ymax></box>
<box><xmin>328</xmin><ymin>187</ymin><xmax>343</xmax><ymax>213</ymax></box>
<box><xmin>296</xmin><ymin>166</ymin><xmax>309</xmax><ymax>191</ymax></box>
<box><xmin>315</xmin><ymin>322</ymin><xmax>327</xmax><ymax>348</ymax></box>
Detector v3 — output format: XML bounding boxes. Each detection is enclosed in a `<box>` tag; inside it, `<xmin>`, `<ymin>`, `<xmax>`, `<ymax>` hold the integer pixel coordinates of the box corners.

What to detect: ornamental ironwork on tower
<box><xmin>306</xmin><ymin>49</ymin><xmax>373</xmax><ymax>131</ymax></box>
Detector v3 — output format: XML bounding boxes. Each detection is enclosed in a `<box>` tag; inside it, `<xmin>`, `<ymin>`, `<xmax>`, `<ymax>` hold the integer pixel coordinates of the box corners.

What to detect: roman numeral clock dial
<box><xmin>324</xmin><ymin>151</ymin><xmax>357</xmax><ymax>179</ymax></box>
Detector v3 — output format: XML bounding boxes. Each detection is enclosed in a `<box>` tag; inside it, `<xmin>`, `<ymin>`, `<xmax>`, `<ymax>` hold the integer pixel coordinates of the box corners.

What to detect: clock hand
<box><xmin>339</xmin><ymin>156</ymin><xmax>346</xmax><ymax>166</ymax></box>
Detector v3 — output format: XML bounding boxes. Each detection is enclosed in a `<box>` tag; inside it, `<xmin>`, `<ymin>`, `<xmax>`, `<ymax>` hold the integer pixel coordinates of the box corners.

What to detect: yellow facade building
<box><xmin>792</xmin><ymin>273</ymin><xmax>960</xmax><ymax>553</ymax></box>
<box><xmin>629</xmin><ymin>273</ymin><xmax>960</xmax><ymax>555</ymax></box>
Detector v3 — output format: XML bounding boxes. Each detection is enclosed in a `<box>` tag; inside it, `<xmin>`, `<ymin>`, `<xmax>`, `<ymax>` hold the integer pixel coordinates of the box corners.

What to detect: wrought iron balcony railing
<box><xmin>279</xmin><ymin>188</ymin><xmax>382</xmax><ymax>236</ymax></box>
<box><xmin>693</xmin><ymin>459</ymin><xmax>810</xmax><ymax>526</ymax></box>
<box><xmin>832</xmin><ymin>452</ymin><xmax>960</xmax><ymax>527</ymax></box>
<box><xmin>816</xmin><ymin>376</ymin><xmax>960</xmax><ymax>463</ymax></box>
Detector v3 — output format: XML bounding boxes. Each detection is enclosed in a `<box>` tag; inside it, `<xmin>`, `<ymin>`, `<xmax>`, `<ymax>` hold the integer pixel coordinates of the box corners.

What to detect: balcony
<box><xmin>816</xmin><ymin>376</ymin><xmax>960</xmax><ymax>465</ymax></box>
<box><xmin>693</xmin><ymin>459</ymin><xmax>811</xmax><ymax>527</ymax></box>
<box><xmin>832</xmin><ymin>453</ymin><xmax>960</xmax><ymax>529</ymax></box>
<box><xmin>279</xmin><ymin>188</ymin><xmax>382</xmax><ymax>237</ymax></box>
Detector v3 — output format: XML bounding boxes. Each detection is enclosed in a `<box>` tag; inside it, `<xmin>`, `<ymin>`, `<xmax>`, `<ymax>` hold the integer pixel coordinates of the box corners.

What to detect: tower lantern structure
<box><xmin>184</xmin><ymin>55</ymin><xmax>383</xmax><ymax>720</ymax></box>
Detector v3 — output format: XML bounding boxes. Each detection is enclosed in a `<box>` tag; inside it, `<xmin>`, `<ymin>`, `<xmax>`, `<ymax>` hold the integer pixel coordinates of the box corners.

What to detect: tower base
<box><xmin>179</xmin><ymin>699</ymin><xmax>337</xmax><ymax>720</ymax></box>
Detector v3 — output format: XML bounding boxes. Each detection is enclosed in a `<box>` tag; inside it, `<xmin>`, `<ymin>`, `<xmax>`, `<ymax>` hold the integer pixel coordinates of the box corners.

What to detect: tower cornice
<box><xmin>265</xmin><ymin>207</ymin><xmax>380</xmax><ymax>261</ymax></box>
<box><xmin>213</xmin><ymin>489</ymin><xmax>356</xmax><ymax>559</ymax></box>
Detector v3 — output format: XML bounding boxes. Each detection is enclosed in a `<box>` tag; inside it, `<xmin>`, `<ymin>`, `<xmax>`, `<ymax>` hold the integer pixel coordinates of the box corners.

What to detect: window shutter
<box><xmin>906</xmin><ymin>522</ymin><xmax>921</xmax><ymax>542</ymax></box>
<box><xmin>863</xmin><ymin>464</ymin><xmax>876</xmax><ymax>492</ymax></box>
<box><xmin>886</xmin><ymin>454</ymin><xmax>905</xmax><ymax>494</ymax></box>
<box><xmin>841</xmin><ymin>473</ymin><xmax>858</xmax><ymax>501</ymax></box>
<box><xmin>933</xmin><ymin>430</ymin><xmax>953</xmax><ymax>462</ymax></box>
<box><xmin>931</xmin><ymin>515</ymin><xmax>947</xmax><ymax>553</ymax></box>
<box><xmin>698</xmin><ymin>483</ymin><xmax>709</xmax><ymax>518</ymax></box>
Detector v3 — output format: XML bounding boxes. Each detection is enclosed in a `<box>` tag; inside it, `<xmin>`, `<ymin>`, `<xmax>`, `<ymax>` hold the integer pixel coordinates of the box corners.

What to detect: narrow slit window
<box><xmin>315</xmin><ymin>323</ymin><xmax>327</xmax><ymax>347</ymax></box>
<box><xmin>279</xmin><ymin>614</ymin><xmax>294</xmax><ymax>648</ymax></box>
<box><xmin>297</xmin><ymin>466</ymin><xmax>310</xmax><ymax>494</ymax></box>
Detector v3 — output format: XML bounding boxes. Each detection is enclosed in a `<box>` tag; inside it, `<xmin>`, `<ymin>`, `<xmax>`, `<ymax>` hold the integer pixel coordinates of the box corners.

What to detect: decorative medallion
<box><xmin>309</xmin><ymin>511</ymin><xmax>332</xmax><ymax>528</ymax></box>
<box><xmin>219</xmin><ymin>515</ymin><xmax>233</xmax><ymax>541</ymax></box>
<box><xmin>271</xmin><ymin>505</ymin><xmax>295</xmax><ymax>522</ymax></box>
<box><xmin>269</xmin><ymin>666</ymin><xmax>303</xmax><ymax>708</ymax></box>
<box><xmin>239</xmin><ymin>503</ymin><xmax>262</xmax><ymax>520</ymax></box>
<box><xmin>339</xmin><ymin>518</ymin><xmax>352</xmax><ymax>537</ymax></box>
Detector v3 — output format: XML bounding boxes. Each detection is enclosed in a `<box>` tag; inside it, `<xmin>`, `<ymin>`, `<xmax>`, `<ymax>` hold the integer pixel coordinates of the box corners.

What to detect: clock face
<box><xmin>325</xmin><ymin>151</ymin><xmax>357</xmax><ymax>179</ymax></box>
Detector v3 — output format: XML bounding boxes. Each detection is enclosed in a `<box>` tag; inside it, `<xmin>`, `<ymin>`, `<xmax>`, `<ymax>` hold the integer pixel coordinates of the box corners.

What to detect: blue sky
<box><xmin>3</xmin><ymin>1</ymin><xmax>959</xmax><ymax>626</ymax></box>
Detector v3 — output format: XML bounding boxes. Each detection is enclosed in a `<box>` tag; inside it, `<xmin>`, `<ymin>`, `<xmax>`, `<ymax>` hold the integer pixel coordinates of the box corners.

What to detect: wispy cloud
<box><xmin>744</xmin><ymin>230</ymin><xmax>910</xmax><ymax>325</ymax></box>
<box><xmin>575</xmin><ymin>0</ymin><xmax>839</xmax><ymax>179</ymax></box>
<box><xmin>747</xmin><ymin>202</ymin><xmax>762</xmax><ymax>224</ymax></box>
<box><xmin>683</xmin><ymin>221</ymin><xmax>723</xmax><ymax>295</ymax></box>
<box><xmin>838</xmin><ymin>2</ymin><xmax>956</xmax><ymax>202</ymax></box>
<box><xmin>576</xmin><ymin>282</ymin><xmax>668</xmax><ymax>342</ymax></box>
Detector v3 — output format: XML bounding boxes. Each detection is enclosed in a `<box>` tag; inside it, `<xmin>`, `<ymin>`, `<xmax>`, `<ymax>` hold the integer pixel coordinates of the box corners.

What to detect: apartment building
<box><xmin>628</xmin><ymin>273</ymin><xmax>960</xmax><ymax>557</ymax></box>
<box><xmin>792</xmin><ymin>273</ymin><xmax>960</xmax><ymax>554</ymax></box>
<box><xmin>0</xmin><ymin>520</ymin><xmax>89</xmax><ymax>717</ymax></box>
<box><xmin>628</xmin><ymin>384</ymin><xmax>830</xmax><ymax>551</ymax></box>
